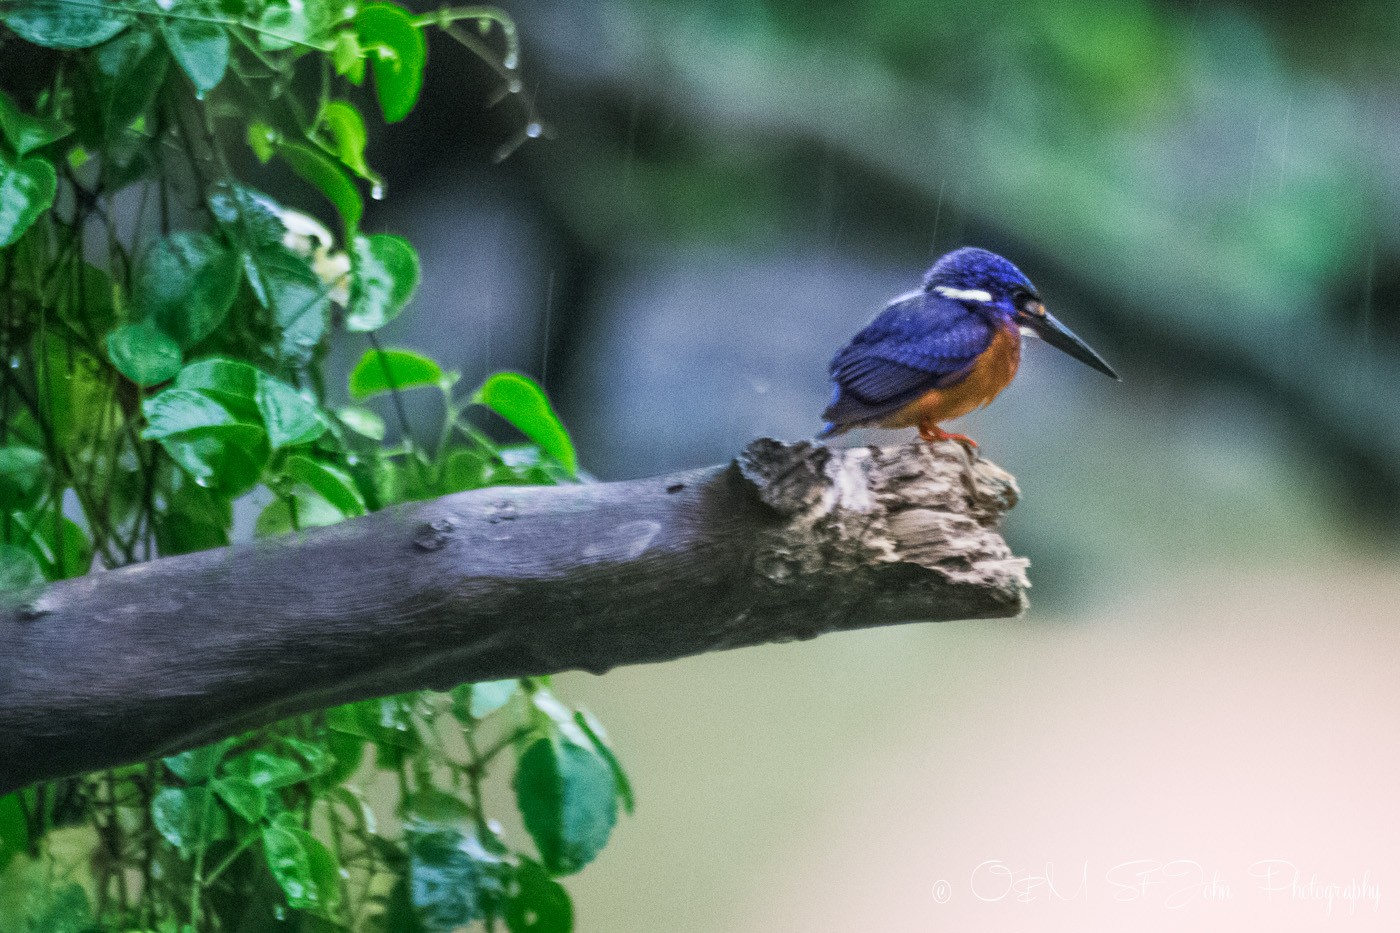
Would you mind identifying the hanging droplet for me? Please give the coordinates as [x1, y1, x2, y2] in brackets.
[507, 77, 523, 94]
[525, 122, 542, 139]
[370, 181, 385, 200]
[503, 50, 519, 70]
[273, 905, 286, 921]
[194, 476, 211, 488]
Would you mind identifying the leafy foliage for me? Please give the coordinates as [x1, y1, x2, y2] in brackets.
[0, 0, 620, 929]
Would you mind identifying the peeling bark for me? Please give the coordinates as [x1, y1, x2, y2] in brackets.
[0, 439, 1028, 794]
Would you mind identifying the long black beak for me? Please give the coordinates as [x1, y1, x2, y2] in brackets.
[1021, 305, 1120, 380]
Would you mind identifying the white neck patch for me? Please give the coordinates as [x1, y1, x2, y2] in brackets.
[935, 285, 993, 303]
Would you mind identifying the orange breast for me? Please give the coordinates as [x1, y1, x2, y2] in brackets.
[879, 323, 1021, 429]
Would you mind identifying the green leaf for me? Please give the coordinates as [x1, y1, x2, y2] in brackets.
[346, 233, 418, 332]
[256, 374, 325, 449]
[132, 232, 240, 349]
[153, 473, 230, 556]
[470, 679, 520, 718]
[106, 322, 182, 386]
[174, 357, 259, 414]
[355, 3, 426, 123]
[280, 736, 333, 778]
[208, 181, 284, 246]
[160, 17, 230, 98]
[255, 0, 327, 51]
[474, 372, 577, 475]
[0, 793, 26, 871]
[247, 243, 333, 362]
[36, 333, 106, 454]
[337, 405, 385, 440]
[0, 0, 130, 48]
[263, 820, 341, 916]
[163, 738, 232, 782]
[246, 121, 276, 163]
[409, 827, 504, 931]
[450, 680, 518, 722]
[141, 388, 236, 438]
[143, 412, 268, 496]
[278, 142, 362, 238]
[284, 455, 366, 516]
[0, 444, 49, 512]
[0, 542, 45, 593]
[320, 100, 374, 179]
[506, 859, 574, 933]
[255, 488, 345, 535]
[573, 711, 634, 815]
[403, 789, 474, 834]
[18, 509, 91, 580]
[227, 750, 308, 790]
[77, 28, 170, 148]
[211, 775, 266, 824]
[349, 347, 443, 399]
[151, 786, 230, 853]
[439, 447, 487, 493]
[514, 738, 618, 876]
[0, 152, 56, 248]
[0, 89, 73, 157]
[331, 29, 366, 84]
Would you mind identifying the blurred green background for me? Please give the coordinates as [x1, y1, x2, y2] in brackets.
[337, 0, 1399, 928]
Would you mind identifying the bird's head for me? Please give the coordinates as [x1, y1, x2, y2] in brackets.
[924, 247, 1120, 380]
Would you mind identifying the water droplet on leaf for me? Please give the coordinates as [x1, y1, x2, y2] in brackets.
[504, 51, 519, 69]
[525, 122, 542, 139]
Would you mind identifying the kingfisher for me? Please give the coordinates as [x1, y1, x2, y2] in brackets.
[819, 247, 1119, 447]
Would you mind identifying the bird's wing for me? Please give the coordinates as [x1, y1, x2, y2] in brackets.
[822, 292, 994, 427]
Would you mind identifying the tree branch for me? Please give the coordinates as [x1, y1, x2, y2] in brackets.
[0, 439, 1028, 794]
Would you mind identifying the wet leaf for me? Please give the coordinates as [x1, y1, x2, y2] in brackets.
[256, 374, 325, 449]
[132, 232, 240, 349]
[0, 152, 56, 248]
[105, 322, 182, 386]
[514, 738, 618, 876]
[355, 3, 426, 123]
[161, 16, 229, 97]
[278, 141, 363, 237]
[348, 347, 443, 399]
[263, 819, 341, 916]
[151, 786, 230, 853]
[345, 233, 418, 332]
[0, 0, 130, 48]
[212, 775, 266, 824]
[505, 858, 573, 933]
[284, 455, 366, 516]
[0, 89, 73, 157]
[0, 444, 49, 512]
[474, 372, 576, 475]
[409, 827, 504, 931]
[0, 544, 45, 592]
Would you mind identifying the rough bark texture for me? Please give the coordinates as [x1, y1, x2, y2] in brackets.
[0, 439, 1028, 794]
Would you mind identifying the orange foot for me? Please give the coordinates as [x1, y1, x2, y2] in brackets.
[918, 422, 979, 449]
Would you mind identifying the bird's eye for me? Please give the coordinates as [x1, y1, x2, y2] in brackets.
[1016, 291, 1044, 314]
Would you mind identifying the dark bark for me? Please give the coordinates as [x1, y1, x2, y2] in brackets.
[0, 439, 1028, 795]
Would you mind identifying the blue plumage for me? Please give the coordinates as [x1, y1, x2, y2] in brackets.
[819, 292, 994, 431]
[819, 247, 1119, 442]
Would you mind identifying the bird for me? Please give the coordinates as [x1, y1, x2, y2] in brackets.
[819, 247, 1119, 448]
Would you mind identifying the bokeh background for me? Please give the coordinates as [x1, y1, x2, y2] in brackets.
[234, 0, 1400, 928]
